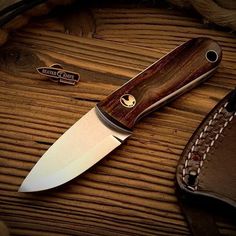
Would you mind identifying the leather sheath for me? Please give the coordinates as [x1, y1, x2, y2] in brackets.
[176, 89, 236, 236]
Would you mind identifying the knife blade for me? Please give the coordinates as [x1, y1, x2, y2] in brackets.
[19, 37, 222, 192]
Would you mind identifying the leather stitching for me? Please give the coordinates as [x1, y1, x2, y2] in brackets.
[182, 101, 236, 191]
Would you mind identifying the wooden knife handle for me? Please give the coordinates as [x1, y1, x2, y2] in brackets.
[97, 37, 222, 131]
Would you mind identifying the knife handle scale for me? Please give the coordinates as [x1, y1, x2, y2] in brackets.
[97, 37, 222, 131]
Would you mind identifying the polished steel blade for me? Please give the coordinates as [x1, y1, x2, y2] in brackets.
[19, 108, 130, 192]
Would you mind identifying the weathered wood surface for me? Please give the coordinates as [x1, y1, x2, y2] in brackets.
[0, 3, 236, 236]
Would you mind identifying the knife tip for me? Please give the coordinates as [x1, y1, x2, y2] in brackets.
[18, 182, 35, 193]
[18, 180, 51, 192]
[18, 184, 27, 192]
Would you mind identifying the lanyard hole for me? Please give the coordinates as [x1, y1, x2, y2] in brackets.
[206, 50, 218, 63]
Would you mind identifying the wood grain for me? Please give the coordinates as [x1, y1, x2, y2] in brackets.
[0, 2, 236, 236]
[97, 37, 222, 130]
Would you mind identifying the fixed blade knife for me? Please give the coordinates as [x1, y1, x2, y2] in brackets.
[19, 37, 222, 192]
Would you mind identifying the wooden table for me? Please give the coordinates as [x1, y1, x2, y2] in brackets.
[0, 2, 236, 235]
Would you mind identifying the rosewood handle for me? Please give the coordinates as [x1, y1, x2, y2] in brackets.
[97, 37, 222, 131]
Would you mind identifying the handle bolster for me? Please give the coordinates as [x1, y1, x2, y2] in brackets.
[95, 106, 133, 133]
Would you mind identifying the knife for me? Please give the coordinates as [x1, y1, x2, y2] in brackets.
[19, 37, 222, 192]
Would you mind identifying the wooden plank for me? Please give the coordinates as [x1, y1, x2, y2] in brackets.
[92, 8, 236, 46]
[0, 4, 236, 236]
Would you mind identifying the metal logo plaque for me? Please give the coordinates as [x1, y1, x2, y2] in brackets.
[36, 64, 80, 85]
[120, 94, 136, 108]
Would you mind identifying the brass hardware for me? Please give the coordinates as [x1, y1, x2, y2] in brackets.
[120, 94, 136, 108]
